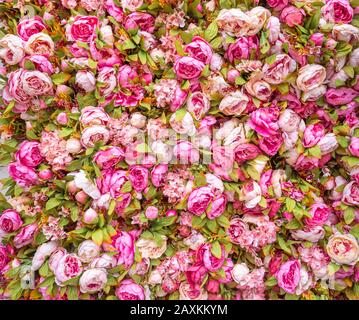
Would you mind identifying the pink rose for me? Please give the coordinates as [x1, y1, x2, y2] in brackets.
[322, 0, 354, 23]
[17, 17, 46, 41]
[49, 248, 67, 273]
[7, 69, 52, 103]
[116, 279, 145, 300]
[79, 106, 109, 126]
[276, 259, 301, 294]
[225, 36, 259, 63]
[15, 141, 43, 167]
[75, 70, 96, 92]
[124, 12, 155, 33]
[21, 55, 54, 74]
[186, 262, 207, 288]
[173, 141, 200, 164]
[93, 147, 124, 169]
[25, 33, 54, 56]
[234, 143, 261, 164]
[186, 92, 210, 120]
[13, 223, 38, 249]
[305, 203, 331, 227]
[105, 0, 124, 22]
[258, 133, 283, 156]
[349, 137, 359, 157]
[97, 169, 129, 198]
[219, 91, 250, 116]
[296, 64, 326, 92]
[0, 244, 11, 272]
[113, 231, 135, 269]
[278, 109, 301, 133]
[248, 107, 280, 137]
[129, 165, 149, 192]
[184, 36, 213, 64]
[213, 145, 235, 171]
[263, 54, 295, 85]
[151, 164, 168, 187]
[302, 123, 325, 148]
[97, 67, 117, 97]
[0, 209, 23, 234]
[198, 243, 225, 272]
[81, 125, 110, 148]
[342, 181, 359, 206]
[294, 155, 319, 171]
[54, 254, 83, 285]
[280, 6, 305, 27]
[174, 56, 205, 80]
[325, 88, 358, 106]
[267, 0, 288, 10]
[187, 186, 214, 215]
[8, 162, 38, 187]
[206, 194, 227, 220]
[70, 16, 98, 42]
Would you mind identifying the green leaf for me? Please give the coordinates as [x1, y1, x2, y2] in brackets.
[206, 219, 218, 233]
[328, 262, 340, 276]
[211, 241, 222, 259]
[350, 224, 359, 238]
[260, 31, 270, 54]
[210, 36, 222, 49]
[58, 127, 73, 138]
[51, 73, 71, 85]
[265, 276, 277, 287]
[174, 40, 186, 56]
[265, 54, 277, 65]
[120, 181, 132, 193]
[204, 21, 218, 42]
[307, 145, 322, 159]
[277, 236, 292, 255]
[39, 276, 55, 288]
[45, 198, 62, 211]
[217, 215, 230, 228]
[285, 219, 302, 230]
[138, 50, 147, 65]
[344, 207, 355, 224]
[67, 286, 79, 300]
[136, 143, 151, 153]
[92, 229, 103, 246]
[122, 39, 136, 50]
[285, 198, 296, 212]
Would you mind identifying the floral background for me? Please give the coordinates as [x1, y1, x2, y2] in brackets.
[0, 0, 358, 300]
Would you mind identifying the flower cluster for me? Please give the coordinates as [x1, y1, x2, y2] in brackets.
[0, 0, 358, 300]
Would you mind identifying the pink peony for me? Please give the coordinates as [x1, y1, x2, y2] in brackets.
[276, 260, 301, 294]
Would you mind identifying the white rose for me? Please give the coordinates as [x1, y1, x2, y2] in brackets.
[79, 268, 107, 293]
[76, 70, 96, 92]
[318, 133, 338, 155]
[77, 240, 100, 263]
[100, 25, 114, 47]
[136, 236, 167, 259]
[0, 34, 24, 65]
[231, 263, 250, 285]
[66, 138, 82, 154]
[130, 112, 147, 129]
[291, 226, 325, 242]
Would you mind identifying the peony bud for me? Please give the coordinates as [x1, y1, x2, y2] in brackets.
[145, 206, 158, 220]
[66, 138, 82, 154]
[56, 112, 68, 125]
[75, 191, 88, 204]
[83, 208, 98, 224]
[38, 169, 53, 180]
